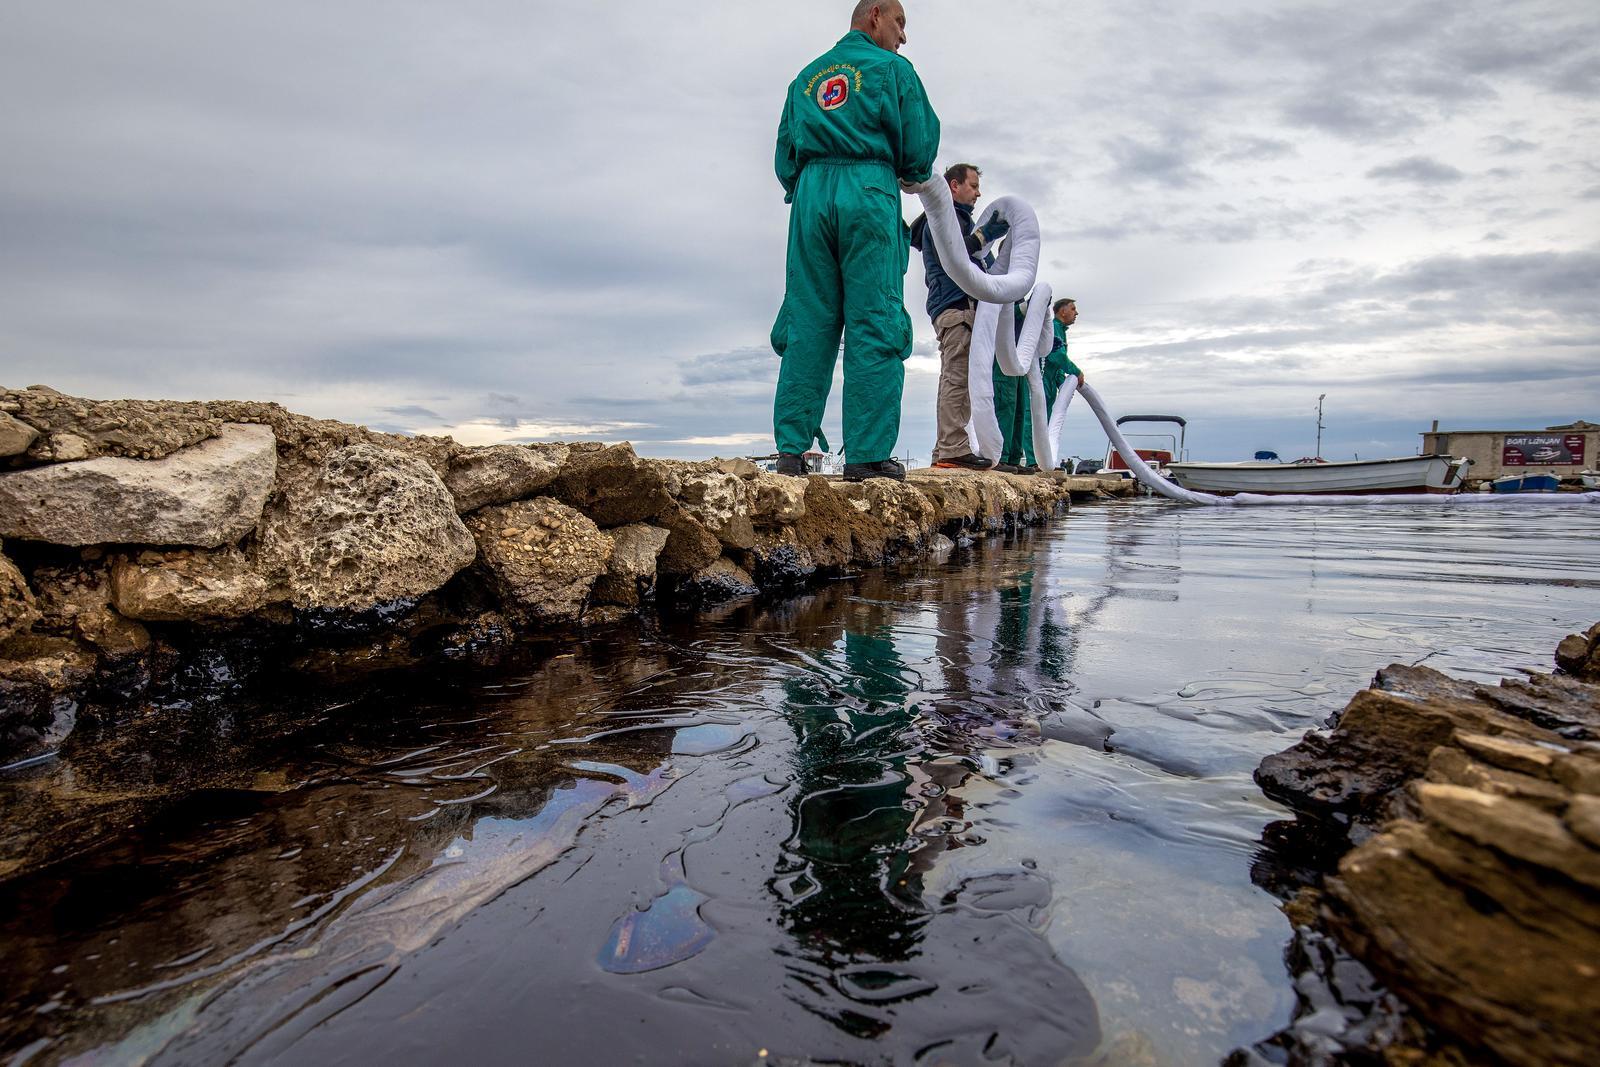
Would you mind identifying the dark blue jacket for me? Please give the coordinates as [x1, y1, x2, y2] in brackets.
[909, 201, 984, 322]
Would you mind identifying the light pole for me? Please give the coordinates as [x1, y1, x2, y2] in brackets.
[1315, 394, 1327, 460]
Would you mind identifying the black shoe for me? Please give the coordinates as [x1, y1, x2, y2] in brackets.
[843, 459, 906, 482]
[994, 462, 1022, 474]
[775, 452, 806, 476]
[1017, 464, 1040, 475]
[932, 452, 994, 471]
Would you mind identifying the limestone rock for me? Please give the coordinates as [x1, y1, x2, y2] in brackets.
[259, 443, 476, 611]
[676, 471, 755, 549]
[592, 523, 670, 608]
[678, 558, 759, 606]
[748, 472, 807, 526]
[657, 511, 726, 578]
[0, 547, 38, 644]
[30, 565, 150, 657]
[110, 548, 279, 622]
[0, 423, 277, 548]
[466, 498, 614, 624]
[749, 527, 817, 589]
[0, 412, 40, 458]
[549, 443, 673, 527]
[0, 387, 219, 463]
[715, 457, 760, 480]
[444, 443, 569, 513]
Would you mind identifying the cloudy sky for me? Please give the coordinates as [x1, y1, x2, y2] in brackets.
[2, 0, 1597, 464]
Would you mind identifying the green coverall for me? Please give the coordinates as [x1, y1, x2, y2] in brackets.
[993, 360, 1037, 467]
[994, 305, 1036, 467]
[1043, 318, 1083, 413]
[772, 31, 941, 464]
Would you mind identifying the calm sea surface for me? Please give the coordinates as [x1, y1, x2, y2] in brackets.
[3, 499, 1598, 1066]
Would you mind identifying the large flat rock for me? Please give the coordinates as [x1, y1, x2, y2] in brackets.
[0, 424, 277, 548]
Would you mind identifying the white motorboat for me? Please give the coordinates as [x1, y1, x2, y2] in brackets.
[1165, 454, 1471, 495]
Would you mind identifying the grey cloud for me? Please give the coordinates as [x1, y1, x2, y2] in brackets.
[1103, 135, 1210, 189]
[1215, 137, 1296, 163]
[382, 404, 443, 420]
[1482, 134, 1539, 154]
[1366, 156, 1465, 184]
[679, 347, 777, 387]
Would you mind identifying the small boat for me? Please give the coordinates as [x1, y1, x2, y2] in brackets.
[1165, 454, 1472, 495]
[1582, 470, 1599, 490]
[1492, 473, 1560, 494]
[1102, 415, 1187, 486]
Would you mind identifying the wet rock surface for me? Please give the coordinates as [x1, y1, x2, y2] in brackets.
[1240, 623, 1600, 1067]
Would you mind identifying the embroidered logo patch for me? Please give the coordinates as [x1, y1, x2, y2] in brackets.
[817, 74, 850, 111]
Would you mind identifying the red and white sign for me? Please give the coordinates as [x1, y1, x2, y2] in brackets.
[1502, 433, 1586, 467]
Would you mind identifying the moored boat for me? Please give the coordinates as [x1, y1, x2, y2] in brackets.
[1491, 473, 1560, 494]
[1165, 454, 1471, 495]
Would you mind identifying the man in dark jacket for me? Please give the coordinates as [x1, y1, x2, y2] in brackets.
[909, 163, 1007, 470]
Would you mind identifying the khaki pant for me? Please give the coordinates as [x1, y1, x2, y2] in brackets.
[932, 305, 976, 461]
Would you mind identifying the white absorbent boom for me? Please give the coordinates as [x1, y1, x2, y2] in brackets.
[907, 178, 1600, 509]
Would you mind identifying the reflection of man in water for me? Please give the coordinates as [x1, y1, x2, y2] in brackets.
[772, 585, 1100, 1057]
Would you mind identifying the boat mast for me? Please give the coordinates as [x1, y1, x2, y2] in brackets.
[1315, 394, 1326, 460]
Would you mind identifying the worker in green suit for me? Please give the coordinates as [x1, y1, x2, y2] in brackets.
[1045, 298, 1084, 412]
[771, 0, 940, 482]
[993, 305, 1038, 473]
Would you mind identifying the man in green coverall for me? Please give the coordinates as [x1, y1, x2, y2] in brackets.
[771, 1, 940, 481]
[993, 307, 1038, 473]
[1045, 298, 1084, 411]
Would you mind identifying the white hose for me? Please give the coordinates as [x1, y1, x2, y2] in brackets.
[1079, 382, 1600, 507]
[909, 178, 1600, 509]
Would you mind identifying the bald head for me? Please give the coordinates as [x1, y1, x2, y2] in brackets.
[851, 0, 907, 53]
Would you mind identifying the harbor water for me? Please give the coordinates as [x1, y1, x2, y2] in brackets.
[3, 499, 1597, 1066]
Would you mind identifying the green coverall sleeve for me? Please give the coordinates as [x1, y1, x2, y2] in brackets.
[775, 92, 800, 204]
[891, 62, 940, 186]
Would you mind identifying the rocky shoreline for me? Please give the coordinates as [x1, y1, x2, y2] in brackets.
[0, 386, 1130, 779]
[1234, 623, 1600, 1067]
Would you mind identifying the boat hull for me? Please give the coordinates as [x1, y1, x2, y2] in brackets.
[1166, 455, 1465, 496]
[1492, 474, 1560, 494]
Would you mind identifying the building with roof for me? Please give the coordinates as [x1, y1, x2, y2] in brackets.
[1420, 420, 1597, 483]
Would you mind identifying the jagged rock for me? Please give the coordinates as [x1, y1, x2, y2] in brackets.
[258, 443, 476, 611]
[0, 412, 40, 458]
[748, 472, 807, 526]
[1555, 622, 1600, 682]
[678, 558, 759, 606]
[716, 457, 760, 480]
[1326, 784, 1600, 1067]
[206, 400, 462, 478]
[829, 477, 940, 563]
[657, 511, 725, 578]
[30, 565, 150, 658]
[466, 498, 614, 624]
[791, 477, 859, 571]
[110, 548, 279, 622]
[592, 524, 670, 608]
[0, 387, 220, 463]
[549, 443, 673, 527]
[0, 423, 277, 548]
[443, 443, 569, 513]
[1255, 664, 1562, 822]
[0, 546, 38, 643]
[676, 471, 755, 549]
[749, 527, 817, 589]
[1252, 627, 1600, 1067]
